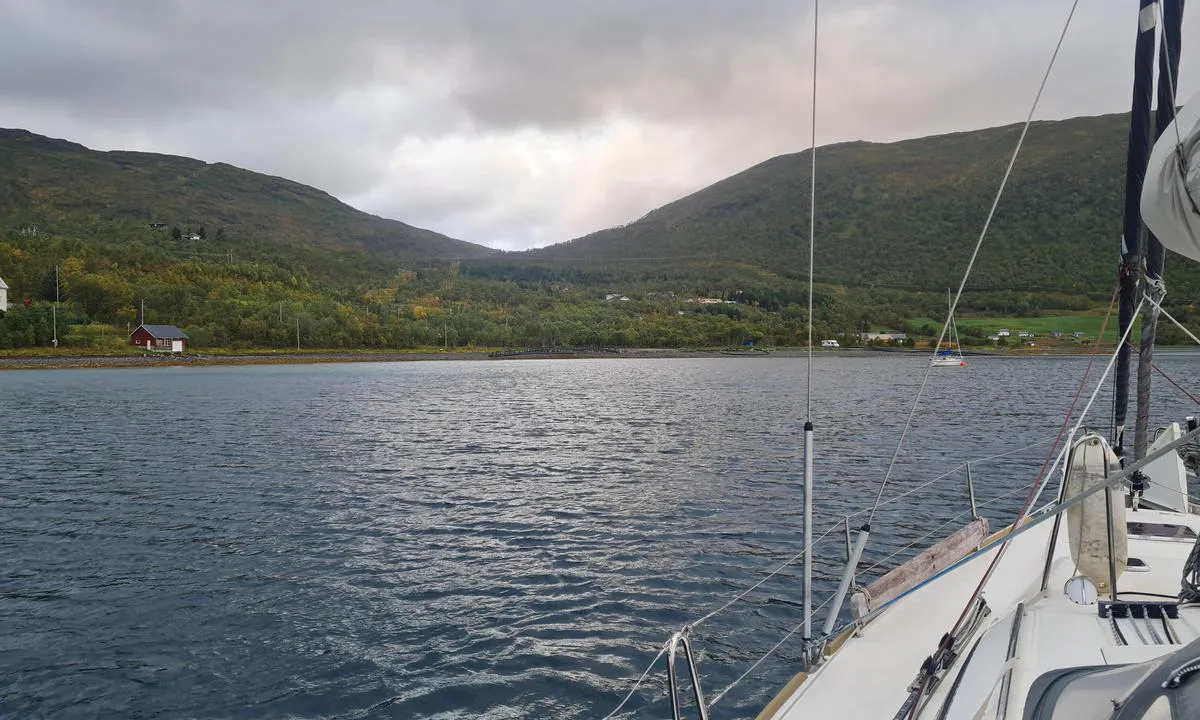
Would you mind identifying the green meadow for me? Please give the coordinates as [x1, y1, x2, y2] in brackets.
[905, 313, 1140, 345]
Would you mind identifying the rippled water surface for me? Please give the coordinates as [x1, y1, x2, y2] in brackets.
[4, 354, 1200, 718]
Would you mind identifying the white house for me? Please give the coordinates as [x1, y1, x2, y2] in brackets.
[997, 329, 1011, 337]
[862, 332, 907, 343]
[0, 275, 8, 312]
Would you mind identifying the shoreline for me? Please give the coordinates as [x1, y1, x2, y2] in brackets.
[0, 344, 1172, 371]
[0, 347, 763, 371]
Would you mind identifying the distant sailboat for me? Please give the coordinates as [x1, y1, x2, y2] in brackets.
[931, 289, 966, 367]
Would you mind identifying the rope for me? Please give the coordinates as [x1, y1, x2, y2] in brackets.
[599, 643, 669, 720]
[805, 0, 819, 418]
[866, 0, 1081, 526]
[1152, 362, 1200, 406]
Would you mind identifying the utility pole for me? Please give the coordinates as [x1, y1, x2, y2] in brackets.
[295, 316, 300, 350]
[279, 302, 283, 324]
[140, 298, 145, 325]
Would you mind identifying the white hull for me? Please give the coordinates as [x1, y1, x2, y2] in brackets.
[931, 355, 966, 367]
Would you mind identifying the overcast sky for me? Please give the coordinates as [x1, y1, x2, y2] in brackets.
[1, 1, 1195, 250]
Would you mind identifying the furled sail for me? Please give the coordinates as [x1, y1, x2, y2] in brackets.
[1141, 90, 1200, 262]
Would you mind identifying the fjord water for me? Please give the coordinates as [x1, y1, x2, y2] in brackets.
[4, 354, 1200, 719]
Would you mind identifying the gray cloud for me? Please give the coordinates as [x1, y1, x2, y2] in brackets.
[1, 1, 1194, 249]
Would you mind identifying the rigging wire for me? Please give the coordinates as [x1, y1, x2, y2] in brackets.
[691, 523, 841, 630]
[596, 435, 1059, 718]
[598, 643, 669, 720]
[691, 435, 1059, 628]
[1017, 286, 1121, 512]
[865, 0, 1082, 527]
[805, 0, 819, 419]
[1156, 0, 1186, 152]
[707, 483, 1026, 711]
[707, 592, 837, 709]
[1145, 293, 1200, 347]
[859, 486, 1029, 577]
[945, 294, 1140, 637]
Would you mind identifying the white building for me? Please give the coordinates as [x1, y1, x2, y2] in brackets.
[862, 332, 907, 343]
[0, 275, 8, 312]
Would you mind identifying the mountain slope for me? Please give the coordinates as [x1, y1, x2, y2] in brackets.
[0, 128, 494, 261]
[527, 112, 1200, 298]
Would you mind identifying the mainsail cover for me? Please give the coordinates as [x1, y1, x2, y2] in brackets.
[1142, 90, 1200, 262]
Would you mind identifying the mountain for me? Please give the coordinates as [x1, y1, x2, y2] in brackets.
[524, 112, 1200, 300]
[0, 128, 494, 261]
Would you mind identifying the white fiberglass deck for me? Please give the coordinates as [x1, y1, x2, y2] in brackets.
[761, 507, 1200, 720]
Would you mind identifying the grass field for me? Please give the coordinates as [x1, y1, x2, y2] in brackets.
[905, 312, 1135, 344]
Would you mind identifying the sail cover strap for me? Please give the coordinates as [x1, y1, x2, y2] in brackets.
[1142, 90, 1200, 262]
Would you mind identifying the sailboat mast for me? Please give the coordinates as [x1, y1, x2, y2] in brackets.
[1134, 0, 1184, 460]
[1113, 0, 1159, 458]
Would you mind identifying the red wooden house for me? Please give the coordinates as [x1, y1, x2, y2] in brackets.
[130, 324, 190, 352]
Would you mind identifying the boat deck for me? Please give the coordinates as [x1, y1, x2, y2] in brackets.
[761, 507, 1200, 720]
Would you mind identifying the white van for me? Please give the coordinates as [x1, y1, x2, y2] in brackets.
[821, 339, 840, 348]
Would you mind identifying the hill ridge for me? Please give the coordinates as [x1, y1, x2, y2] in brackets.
[0, 127, 494, 261]
[525, 110, 1200, 299]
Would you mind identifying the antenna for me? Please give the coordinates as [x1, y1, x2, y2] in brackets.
[802, 0, 819, 664]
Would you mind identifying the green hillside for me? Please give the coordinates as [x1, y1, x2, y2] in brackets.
[4, 115, 1200, 354]
[523, 112, 1200, 303]
[0, 128, 493, 261]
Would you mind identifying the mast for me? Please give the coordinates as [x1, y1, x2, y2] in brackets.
[1134, 0, 1184, 460]
[1113, 0, 1159, 459]
[52, 265, 58, 348]
[948, 289, 958, 352]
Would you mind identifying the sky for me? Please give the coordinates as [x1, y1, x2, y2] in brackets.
[1, 1, 1196, 251]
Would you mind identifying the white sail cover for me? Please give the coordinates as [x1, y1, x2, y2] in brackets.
[1142, 90, 1200, 262]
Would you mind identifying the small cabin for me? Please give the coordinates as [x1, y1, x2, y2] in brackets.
[130, 324, 190, 352]
[821, 339, 840, 348]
